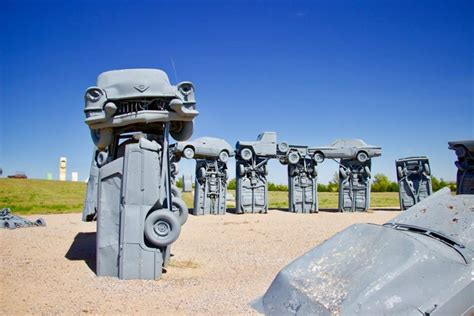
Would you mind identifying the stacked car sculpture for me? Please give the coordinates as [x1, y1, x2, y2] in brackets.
[82, 69, 197, 280]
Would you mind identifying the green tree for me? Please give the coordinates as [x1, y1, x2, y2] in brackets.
[227, 178, 236, 190]
[372, 173, 390, 192]
[327, 172, 339, 192]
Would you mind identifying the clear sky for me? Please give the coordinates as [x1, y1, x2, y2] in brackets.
[1, 0, 472, 184]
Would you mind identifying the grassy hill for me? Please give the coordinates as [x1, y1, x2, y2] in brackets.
[0, 179, 399, 215]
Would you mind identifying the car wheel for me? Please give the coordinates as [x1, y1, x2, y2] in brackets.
[171, 185, 182, 199]
[278, 156, 288, 165]
[278, 142, 289, 153]
[90, 128, 113, 150]
[314, 152, 325, 163]
[170, 198, 189, 226]
[238, 164, 246, 177]
[339, 167, 348, 179]
[170, 121, 193, 142]
[5, 220, 16, 230]
[423, 163, 431, 176]
[397, 166, 404, 178]
[455, 145, 467, 158]
[240, 148, 253, 161]
[356, 151, 369, 163]
[144, 210, 181, 247]
[219, 150, 229, 163]
[35, 218, 46, 226]
[96, 151, 108, 167]
[183, 146, 195, 159]
[364, 166, 371, 178]
[197, 167, 206, 180]
[288, 151, 300, 165]
[289, 165, 298, 177]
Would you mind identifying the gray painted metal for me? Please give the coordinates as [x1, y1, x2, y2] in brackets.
[0, 208, 46, 229]
[176, 137, 233, 215]
[83, 69, 196, 280]
[182, 174, 193, 192]
[193, 160, 228, 215]
[338, 158, 372, 212]
[449, 140, 474, 194]
[235, 132, 278, 214]
[82, 148, 99, 221]
[84, 69, 198, 150]
[176, 137, 233, 162]
[261, 188, 474, 315]
[279, 145, 318, 213]
[396, 156, 432, 210]
[311, 139, 381, 163]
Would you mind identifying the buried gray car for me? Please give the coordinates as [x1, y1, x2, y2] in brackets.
[176, 137, 234, 162]
[260, 188, 473, 315]
[311, 139, 382, 163]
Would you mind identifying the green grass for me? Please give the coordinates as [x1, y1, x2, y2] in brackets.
[183, 190, 398, 209]
[0, 179, 86, 214]
[0, 179, 400, 215]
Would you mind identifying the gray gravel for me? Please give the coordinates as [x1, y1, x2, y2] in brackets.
[0, 210, 398, 314]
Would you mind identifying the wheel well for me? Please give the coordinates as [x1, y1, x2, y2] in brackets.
[357, 150, 368, 157]
[184, 145, 195, 152]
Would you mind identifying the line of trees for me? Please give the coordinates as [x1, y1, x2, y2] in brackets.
[224, 173, 455, 192]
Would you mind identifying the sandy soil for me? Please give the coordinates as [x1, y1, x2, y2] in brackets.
[0, 210, 398, 315]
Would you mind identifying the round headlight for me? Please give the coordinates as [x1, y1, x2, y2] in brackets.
[86, 88, 104, 102]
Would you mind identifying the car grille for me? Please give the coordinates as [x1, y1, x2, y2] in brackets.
[116, 98, 170, 115]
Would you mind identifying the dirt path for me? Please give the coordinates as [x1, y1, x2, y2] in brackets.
[0, 210, 398, 315]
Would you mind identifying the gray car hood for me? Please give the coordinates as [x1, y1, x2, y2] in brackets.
[261, 189, 473, 315]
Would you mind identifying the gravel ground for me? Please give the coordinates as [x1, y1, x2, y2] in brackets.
[0, 210, 398, 315]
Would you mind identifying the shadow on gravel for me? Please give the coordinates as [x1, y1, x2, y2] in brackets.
[371, 207, 400, 212]
[65, 232, 96, 274]
[318, 208, 340, 213]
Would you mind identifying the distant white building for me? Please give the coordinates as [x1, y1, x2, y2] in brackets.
[71, 172, 78, 182]
[59, 157, 67, 181]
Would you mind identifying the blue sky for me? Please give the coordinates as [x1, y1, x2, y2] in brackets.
[1, 0, 472, 184]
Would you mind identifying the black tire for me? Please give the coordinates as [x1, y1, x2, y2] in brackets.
[397, 166, 404, 178]
[288, 151, 300, 165]
[240, 148, 253, 161]
[171, 198, 189, 226]
[183, 146, 195, 159]
[171, 185, 182, 199]
[356, 151, 369, 163]
[314, 152, 325, 164]
[219, 150, 229, 163]
[5, 220, 16, 230]
[423, 163, 431, 176]
[144, 210, 181, 247]
[35, 218, 46, 226]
